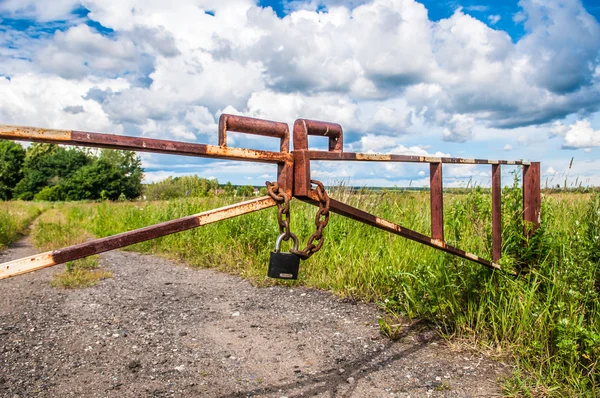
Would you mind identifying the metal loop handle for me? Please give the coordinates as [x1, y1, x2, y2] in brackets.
[274, 233, 299, 252]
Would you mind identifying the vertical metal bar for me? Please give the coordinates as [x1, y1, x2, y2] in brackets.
[292, 119, 311, 197]
[523, 161, 541, 236]
[492, 164, 502, 262]
[430, 162, 444, 241]
[277, 159, 294, 198]
[293, 151, 311, 197]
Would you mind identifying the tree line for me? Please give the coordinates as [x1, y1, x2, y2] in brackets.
[0, 140, 267, 202]
[144, 176, 266, 200]
[0, 141, 143, 201]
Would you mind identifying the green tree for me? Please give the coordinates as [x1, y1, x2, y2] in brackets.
[236, 185, 255, 197]
[223, 182, 235, 197]
[98, 149, 143, 199]
[11, 145, 143, 202]
[61, 150, 143, 201]
[0, 141, 26, 200]
[144, 175, 219, 200]
[34, 185, 64, 201]
[13, 144, 90, 200]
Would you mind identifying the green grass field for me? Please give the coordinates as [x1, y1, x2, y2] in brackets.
[0, 201, 48, 249]
[2, 183, 598, 396]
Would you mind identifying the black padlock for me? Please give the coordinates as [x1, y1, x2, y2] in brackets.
[268, 233, 301, 280]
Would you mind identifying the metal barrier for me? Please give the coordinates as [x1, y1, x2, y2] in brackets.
[0, 115, 540, 280]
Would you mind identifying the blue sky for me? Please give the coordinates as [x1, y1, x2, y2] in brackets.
[0, 0, 599, 188]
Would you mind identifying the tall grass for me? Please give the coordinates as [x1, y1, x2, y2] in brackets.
[31, 207, 111, 288]
[53, 182, 598, 396]
[0, 201, 47, 249]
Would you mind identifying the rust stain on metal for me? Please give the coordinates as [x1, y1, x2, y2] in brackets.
[219, 114, 290, 152]
[429, 162, 444, 241]
[465, 252, 479, 261]
[431, 239, 445, 248]
[199, 197, 276, 224]
[492, 164, 502, 262]
[205, 145, 291, 163]
[424, 156, 442, 163]
[523, 162, 541, 236]
[294, 118, 343, 152]
[356, 153, 392, 161]
[459, 158, 476, 164]
[376, 217, 400, 231]
[0, 125, 72, 141]
[0, 252, 55, 280]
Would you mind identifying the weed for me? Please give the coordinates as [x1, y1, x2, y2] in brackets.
[377, 314, 404, 340]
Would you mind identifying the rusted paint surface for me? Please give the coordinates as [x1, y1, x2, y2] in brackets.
[423, 156, 442, 163]
[430, 162, 444, 241]
[219, 114, 290, 153]
[0, 252, 55, 280]
[293, 150, 311, 197]
[0, 197, 276, 280]
[0, 124, 291, 164]
[203, 145, 291, 163]
[0, 125, 72, 141]
[523, 162, 541, 235]
[492, 164, 502, 262]
[277, 159, 294, 198]
[301, 191, 504, 272]
[304, 150, 529, 165]
[293, 119, 343, 152]
[355, 153, 392, 161]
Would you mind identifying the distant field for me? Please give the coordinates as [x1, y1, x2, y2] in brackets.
[3, 186, 599, 396]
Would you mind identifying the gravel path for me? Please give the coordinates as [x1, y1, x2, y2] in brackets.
[0, 237, 510, 397]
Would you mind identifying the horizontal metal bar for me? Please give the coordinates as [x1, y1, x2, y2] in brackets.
[301, 191, 506, 273]
[0, 125, 292, 164]
[0, 196, 277, 280]
[305, 150, 530, 165]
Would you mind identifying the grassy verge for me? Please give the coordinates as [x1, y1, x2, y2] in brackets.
[59, 184, 598, 396]
[31, 207, 111, 289]
[0, 201, 48, 250]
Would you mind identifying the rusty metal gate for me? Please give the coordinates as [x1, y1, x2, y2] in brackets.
[0, 114, 540, 280]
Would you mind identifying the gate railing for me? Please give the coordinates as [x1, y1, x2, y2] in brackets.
[0, 114, 540, 280]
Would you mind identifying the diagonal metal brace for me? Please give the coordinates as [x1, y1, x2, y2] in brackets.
[0, 196, 277, 280]
[299, 189, 512, 274]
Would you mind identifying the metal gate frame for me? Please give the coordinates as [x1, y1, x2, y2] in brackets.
[0, 114, 540, 279]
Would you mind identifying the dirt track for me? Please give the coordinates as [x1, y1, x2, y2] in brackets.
[0, 237, 510, 397]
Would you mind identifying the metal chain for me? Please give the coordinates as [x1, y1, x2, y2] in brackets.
[266, 181, 291, 240]
[265, 180, 331, 260]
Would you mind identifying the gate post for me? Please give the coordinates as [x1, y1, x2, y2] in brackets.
[492, 164, 501, 261]
[429, 162, 444, 242]
[523, 162, 541, 236]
